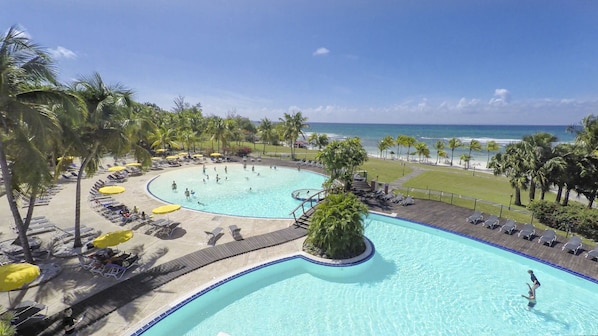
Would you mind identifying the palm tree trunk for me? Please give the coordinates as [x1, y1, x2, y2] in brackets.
[555, 185, 563, 203]
[514, 187, 522, 206]
[563, 188, 571, 206]
[0, 141, 34, 263]
[74, 144, 98, 248]
[529, 182, 536, 201]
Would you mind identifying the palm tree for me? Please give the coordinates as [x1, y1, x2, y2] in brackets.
[378, 136, 394, 159]
[485, 140, 500, 167]
[448, 138, 463, 166]
[148, 126, 180, 153]
[0, 26, 78, 262]
[68, 72, 135, 248]
[308, 133, 330, 151]
[206, 116, 229, 153]
[434, 140, 445, 164]
[396, 135, 408, 160]
[414, 142, 430, 162]
[402, 136, 417, 162]
[279, 111, 309, 160]
[520, 132, 557, 201]
[305, 192, 369, 259]
[488, 143, 529, 206]
[258, 117, 276, 154]
[465, 139, 482, 169]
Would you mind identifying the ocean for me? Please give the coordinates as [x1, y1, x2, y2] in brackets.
[303, 123, 576, 165]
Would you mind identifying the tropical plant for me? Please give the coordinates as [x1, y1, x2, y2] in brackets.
[448, 137, 463, 166]
[258, 117, 276, 154]
[485, 140, 500, 166]
[378, 135, 394, 159]
[488, 142, 529, 206]
[400, 136, 417, 162]
[279, 111, 309, 160]
[308, 132, 329, 150]
[414, 142, 430, 162]
[67, 72, 137, 248]
[305, 192, 368, 259]
[465, 139, 482, 169]
[316, 137, 368, 191]
[0, 26, 78, 262]
[148, 125, 180, 153]
[434, 140, 445, 164]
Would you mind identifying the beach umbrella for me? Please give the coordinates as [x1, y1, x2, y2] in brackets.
[126, 162, 142, 167]
[165, 155, 179, 160]
[192, 154, 203, 158]
[98, 186, 125, 195]
[57, 156, 75, 161]
[152, 204, 181, 215]
[210, 153, 222, 157]
[93, 230, 134, 248]
[151, 157, 163, 161]
[0, 263, 40, 292]
[155, 149, 167, 153]
[178, 152, 188, 157]
[108, 166, 127, 172]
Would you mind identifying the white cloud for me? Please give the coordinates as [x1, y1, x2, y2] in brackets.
[312, 47, 330, 56]
[489, 88, 511, 105]
[48, 46, 77, 60]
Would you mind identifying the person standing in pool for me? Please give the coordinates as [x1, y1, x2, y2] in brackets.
[528, 270, 541, 290]
[184, 188, 190, 200]
[171, 181, 177, 191]
[521, 283, 537, 309]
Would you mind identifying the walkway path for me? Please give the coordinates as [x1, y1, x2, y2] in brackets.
[22, 225, 309, 335]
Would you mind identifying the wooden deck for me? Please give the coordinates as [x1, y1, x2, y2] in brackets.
[21, 161, 598, 335]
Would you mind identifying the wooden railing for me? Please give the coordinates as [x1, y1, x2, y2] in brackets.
[289, 189, 327, 222]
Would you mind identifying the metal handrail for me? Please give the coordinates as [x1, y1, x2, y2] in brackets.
[289, 189, 327, 222]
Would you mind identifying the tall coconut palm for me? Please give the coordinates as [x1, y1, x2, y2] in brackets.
[485, 140, 500, 167]
[148, 126, 179, 153]
[258, 117, 276, 154]
[488, 143, 528, 206]
[401, 136, 417, 162]
[415, 142, 430, 162]
[378, 136, 394, 159]
[0, 26, 78, 262]
[279, 111, 309, 160]
[434, 140, 445, 164]
[465, 139, 482, 169]
[448, 138, 462, 166]
[67, 72, 135, 248]
[520, 132, 557, 201]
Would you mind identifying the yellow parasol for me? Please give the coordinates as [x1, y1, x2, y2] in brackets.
[98, 186, 125, 195]
[0, 263, 40, 291]
[125, 162, 142, 167]
[178, 152, 188, 157]
[151, 157, 163, 161]
[192, 154, 203, 158]
[57, 156, 75, 161]
[152, 204, 181, 215]
[93, 230, 134, 248]
[165, 155, 179, 160]
[210, 153, 222, 157]
[155, 149, 167, 153]
[108, 166, 127, 172]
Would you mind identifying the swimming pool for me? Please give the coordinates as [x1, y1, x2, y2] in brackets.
[133, 214, 598, 335]
[147, 164, 327, 218]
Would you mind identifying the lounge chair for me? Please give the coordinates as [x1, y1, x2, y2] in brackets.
[518, 224, 536, 240]
[466, 211, 484, 224]
[585, 244, 598, 260]
[10, 300, 47, 329]
[156, 222, 180, 238]
[229, 225, 243, 241]
[562, 236, 583, 255]
[205, 227, 223, 245]
[538, 230, 557, 247]
[500, 219, 516, 234]
[103, 254, 139, 280]
[483, 215, 500, 229]
[400, 196, 415, 206]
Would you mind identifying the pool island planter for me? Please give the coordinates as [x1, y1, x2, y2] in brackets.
[301, 236, 374, 265]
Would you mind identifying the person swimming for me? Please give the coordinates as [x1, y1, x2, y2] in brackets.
[521, 283, 536, 309]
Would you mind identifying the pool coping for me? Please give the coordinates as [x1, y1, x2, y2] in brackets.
[128, 236, 376, 335]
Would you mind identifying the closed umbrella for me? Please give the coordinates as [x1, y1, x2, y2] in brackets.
[0, 263, 40, 292]
[108, 166, 127, 172]
[93, 230, 134, 248]
[98, 186, 125, 195]
[152, 204, 181, 215]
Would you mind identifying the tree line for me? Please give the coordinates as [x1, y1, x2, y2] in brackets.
[0, 26, 313, 264]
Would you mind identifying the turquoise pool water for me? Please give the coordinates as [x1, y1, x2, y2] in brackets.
[147, 164, 327, 218]
[136, 214, 598, 335]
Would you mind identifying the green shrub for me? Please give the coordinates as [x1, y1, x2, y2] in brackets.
[528, 200, 598, 240]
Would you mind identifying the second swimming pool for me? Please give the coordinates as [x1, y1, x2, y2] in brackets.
[134, 214, 598, 335]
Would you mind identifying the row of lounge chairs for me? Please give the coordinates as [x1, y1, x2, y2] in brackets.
[18, 185, 63, 208]
[78, 251, 140, 280]
[466, 211, 598, 259]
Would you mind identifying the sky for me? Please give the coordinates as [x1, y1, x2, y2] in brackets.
[3, 0, 598, 125]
